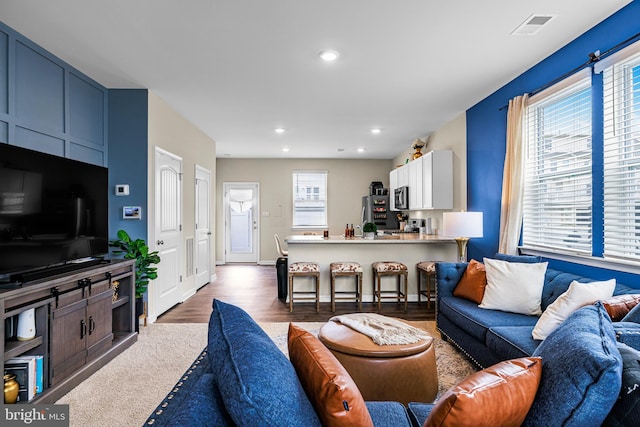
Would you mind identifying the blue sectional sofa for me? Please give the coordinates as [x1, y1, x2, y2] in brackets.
[435, 255, 638, 369]
[144, 299, 413, 426]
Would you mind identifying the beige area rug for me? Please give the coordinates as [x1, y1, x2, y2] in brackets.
[56, 321, 476, 427]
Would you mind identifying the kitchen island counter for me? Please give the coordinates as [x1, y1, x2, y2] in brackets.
[286, 234, 454, 243]
[285, 234, 457, 303]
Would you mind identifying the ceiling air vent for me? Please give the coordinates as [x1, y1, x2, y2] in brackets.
[511, 14, 556, 36]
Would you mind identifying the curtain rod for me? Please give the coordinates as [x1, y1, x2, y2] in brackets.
[498, 30, 640, 111]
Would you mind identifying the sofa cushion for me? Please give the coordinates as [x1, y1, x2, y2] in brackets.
[603, 294, 640, 321]
[492, 253, 542, 263]
[621, 298, 640, 323]
[424, 357, 542, 427]
[439, 296, 538, 344]
[603, 343, 640, 427]
[406, 402, 434, 427]
[480, 258, 548, 315]
[207, 300, 321, 426]
[452, 259, 487, 304]
[287, 323, 373, 427]
[524, 303, 623, 427]
[532, 279, 616, 340]
[365, 402, 412, 427]
[613, 322, 640, 351]
[486, 326, 541, 360]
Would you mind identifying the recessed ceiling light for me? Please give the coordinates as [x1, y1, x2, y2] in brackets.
[274, 127, 286, 134]
[370, 128, 381, 134]
[282, 147, 290, 152]
[357, 147, 365, 153]
[319, 50, 339, 62]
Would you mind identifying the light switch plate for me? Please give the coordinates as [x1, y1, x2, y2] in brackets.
[115, 184, 130, 196]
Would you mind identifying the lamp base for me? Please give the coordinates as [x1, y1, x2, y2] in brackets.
[454, 237, 470, 263]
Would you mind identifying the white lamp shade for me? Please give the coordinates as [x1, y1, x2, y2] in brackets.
[442, 212, 483, 238]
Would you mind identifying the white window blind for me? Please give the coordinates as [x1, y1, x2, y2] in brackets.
[523, 72, 592, 254]
[601, 41, 640, 261]
[292, 171, 327, 228]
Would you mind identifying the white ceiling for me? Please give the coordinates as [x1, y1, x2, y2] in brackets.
[0, 1, 631, 159]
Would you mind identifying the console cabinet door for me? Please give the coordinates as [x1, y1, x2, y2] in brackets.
[86, 288, 113, 360]
[50, 297, 87, 385]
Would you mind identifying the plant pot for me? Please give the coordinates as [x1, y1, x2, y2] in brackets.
[135, 297, 144, 333]
[364, 232, 375, 239]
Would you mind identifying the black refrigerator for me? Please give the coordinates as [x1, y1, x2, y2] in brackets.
[362, 195, 399, 230]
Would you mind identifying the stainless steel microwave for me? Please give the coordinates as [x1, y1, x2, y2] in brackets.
[394, 186, 409, 210]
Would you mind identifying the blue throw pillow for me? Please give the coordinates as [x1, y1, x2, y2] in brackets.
[523, 303, 623, 427]
[207, 300, 321, 426]
[603, 343, 640, 427]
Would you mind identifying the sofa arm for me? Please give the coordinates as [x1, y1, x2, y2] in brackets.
[435, 262, 467, 299]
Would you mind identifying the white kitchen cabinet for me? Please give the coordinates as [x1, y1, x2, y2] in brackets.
[389, 168, 398, 211]
[421, 150, 453, 210]
[408, 158, 423, 210]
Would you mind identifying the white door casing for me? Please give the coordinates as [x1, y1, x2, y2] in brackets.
[152, 148, 183, 318]
[195, 165, 211, 289]
[224, 182, 259, 263]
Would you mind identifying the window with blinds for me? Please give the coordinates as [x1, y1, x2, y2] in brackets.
[522, 72, 592, 254]
[601, 42, 640, 262]
[292, 171, 327, 228]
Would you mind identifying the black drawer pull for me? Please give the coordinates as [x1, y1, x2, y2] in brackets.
[80, 319, 87, 339]
[89, 316, 95, 335]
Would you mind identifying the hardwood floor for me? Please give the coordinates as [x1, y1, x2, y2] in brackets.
[157, 264, 435, 323]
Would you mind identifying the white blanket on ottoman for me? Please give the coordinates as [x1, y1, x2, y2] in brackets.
[330, 313, 431, 345]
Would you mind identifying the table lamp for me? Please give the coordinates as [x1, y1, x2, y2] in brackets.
[442, 212, 483, 262]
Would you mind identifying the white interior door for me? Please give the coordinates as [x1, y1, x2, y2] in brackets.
[224, 182, 259, 263]
[153, 148, 182, 317]
[195, 165, 211, 288]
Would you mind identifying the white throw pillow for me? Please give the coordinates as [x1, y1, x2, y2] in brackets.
[532, 279, 616, 340]
[479, 258, 548, 315]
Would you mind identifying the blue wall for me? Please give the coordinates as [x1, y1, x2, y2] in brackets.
[108, 89, 149, 242]
[466, 2, 640, 287]
[0, 21, 151, 246]
[0, 22, 108, 166]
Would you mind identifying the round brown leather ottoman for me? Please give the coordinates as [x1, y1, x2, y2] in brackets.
[318, 320, 438, 405]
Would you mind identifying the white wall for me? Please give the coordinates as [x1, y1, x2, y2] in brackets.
[146, 91, 217, 311]
[392, 113, 467, 233]
[216, 158, 394, 264]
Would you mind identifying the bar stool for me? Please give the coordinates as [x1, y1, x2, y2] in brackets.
[288, 262, 320, 313]
[372, 261, 408, 312]
[329, 262, 363, 312]
[416, 261, 436, 309]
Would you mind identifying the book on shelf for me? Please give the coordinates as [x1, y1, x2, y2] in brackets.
[5, 355, 42, 401]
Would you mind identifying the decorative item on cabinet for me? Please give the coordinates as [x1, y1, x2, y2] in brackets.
[16, 308, 36, 341]
[411, 137, 428, 160]
[4, 373, 19, 404]
[112, 280, 120, 302]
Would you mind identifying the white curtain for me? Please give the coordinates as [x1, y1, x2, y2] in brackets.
[498, 94, 528, 255]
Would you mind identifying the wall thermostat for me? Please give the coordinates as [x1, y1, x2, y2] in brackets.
[115, 184, 130, 196]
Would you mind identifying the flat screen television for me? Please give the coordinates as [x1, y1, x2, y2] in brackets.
[0, 143, 108, 282]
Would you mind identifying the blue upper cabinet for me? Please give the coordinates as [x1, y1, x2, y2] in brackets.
[0, 22, 108, 166]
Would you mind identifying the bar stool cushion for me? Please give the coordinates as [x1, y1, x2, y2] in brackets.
[417, 261, 436, 273]
[330, 262, 363, 273]
[372, 261, 407, 273]
[288, 324, 374, 427]
[289, 262, 319, 273]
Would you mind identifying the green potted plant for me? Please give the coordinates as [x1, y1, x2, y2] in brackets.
[109, 230, 160, 329]
[363, 222, 377, 239]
